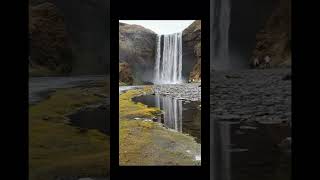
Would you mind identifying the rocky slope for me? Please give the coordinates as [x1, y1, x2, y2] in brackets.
[182, 20, 201, 82]
[29, 2, 73, 76]
[119, 62, 133, 85]
[251, 0, 291, 68]
[29, 0, 110, 76]
[119, 23, 157, 84]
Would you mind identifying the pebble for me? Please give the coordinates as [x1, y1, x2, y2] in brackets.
[211, 69, 291, 125]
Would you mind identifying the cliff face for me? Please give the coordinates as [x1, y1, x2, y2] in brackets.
[119, 23, 157, 84]
[119, 62, 133, 85]
[182, 20, 201, 82]
[29, 0, 110, 76]
[29, 2, 73, 76]
[251, 0, 291, 67]
[53, 0, 110, 74]
[118, 21, 201, 84]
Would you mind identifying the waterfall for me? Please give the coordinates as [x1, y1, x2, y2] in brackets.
[154, 35, 161, 82]
[154, 32, 183, 84]
[210, 0, 231, 70]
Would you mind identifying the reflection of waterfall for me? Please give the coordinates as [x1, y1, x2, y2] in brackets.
[220, 122, 231, 180]
[211, 120, 232, 180]
[210, 0, 231, 70]
[155, 94, 182, 131]
[154, 33, 183, 84]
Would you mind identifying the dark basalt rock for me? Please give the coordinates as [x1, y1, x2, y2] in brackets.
[29, 2, 73, 75]
[182, 20, 201, 82]
[29, 0, 110, 75]
[251, 0, 291, 68]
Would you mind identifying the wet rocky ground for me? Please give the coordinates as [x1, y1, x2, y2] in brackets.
[153, 83, 201, 101]
[210, 68, 291, 180]
[211, 68, 291, 125]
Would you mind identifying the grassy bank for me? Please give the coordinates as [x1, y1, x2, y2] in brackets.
[119, 87, 200, 165]
[29, 81, 109, 180]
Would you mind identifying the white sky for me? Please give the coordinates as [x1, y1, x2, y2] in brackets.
[119, 20, 195, 35]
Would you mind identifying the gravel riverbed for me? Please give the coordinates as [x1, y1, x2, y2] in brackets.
[211, 68, 291, 124]
[153, 83, 201, 101]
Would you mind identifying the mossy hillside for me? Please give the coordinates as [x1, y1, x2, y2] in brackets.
[29, 82, 109, 180]
[120, 120, 201, 165]
[119, 87, 200, 165]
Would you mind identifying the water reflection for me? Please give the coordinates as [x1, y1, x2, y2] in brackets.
[132, 94, 201, 143]
[68, 106, 110, 135]
[211, 120, 291, 180]
[155, 94, 183, 132]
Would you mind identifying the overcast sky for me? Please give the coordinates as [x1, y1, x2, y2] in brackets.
[119, 20, 195, 34]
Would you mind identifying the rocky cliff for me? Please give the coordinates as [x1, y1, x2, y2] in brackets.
[119, 62, 133, 85]
[29, 0, 110, 76]
[119, 23, 157, 84]
[53, 0, 110, 74]
[118, 21, 201, 84]
[29, 2, 73, 76]
[182, 20, 201, 82]
[251, 0, 291, 68]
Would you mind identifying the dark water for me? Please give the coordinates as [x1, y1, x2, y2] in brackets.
[212, 121, 291, 180]
[68, 106, 110, 135]
[132, 94, 201, 143]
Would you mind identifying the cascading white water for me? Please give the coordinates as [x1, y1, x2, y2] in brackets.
[211, 0, 231, 179]
[210, 0, 231, 70]
[154, 32, 183, 84]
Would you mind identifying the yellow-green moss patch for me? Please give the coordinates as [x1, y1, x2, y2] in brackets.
[29, 82, 109, 180]
[119, 86, 160, 120]
[119, 87, 201, 166]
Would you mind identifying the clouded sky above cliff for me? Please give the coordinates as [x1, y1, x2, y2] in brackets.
[119, 20, 195, 34]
